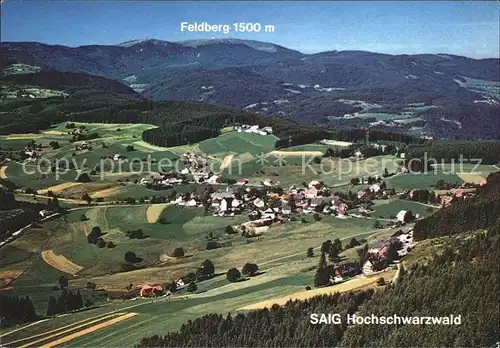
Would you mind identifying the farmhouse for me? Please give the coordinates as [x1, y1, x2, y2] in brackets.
[396, 210, 414, 223]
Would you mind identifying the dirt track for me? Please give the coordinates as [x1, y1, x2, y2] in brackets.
[41, 250, 83, 275]
[0, 166, 7, 179]
[146, 203, 169, 223]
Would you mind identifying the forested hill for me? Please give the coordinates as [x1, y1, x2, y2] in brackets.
[1, 71, 139, 96]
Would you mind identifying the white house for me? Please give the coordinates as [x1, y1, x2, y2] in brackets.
[176, 279, 186, 288]
[187, 199, 197, 207]
[396, 210, 413, 223]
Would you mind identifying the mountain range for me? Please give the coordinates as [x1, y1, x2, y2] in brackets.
[1, 38, 499, 139]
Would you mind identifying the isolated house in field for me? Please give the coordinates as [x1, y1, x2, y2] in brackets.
[396, 210, 414, 223]
[113, 154, 125, 162]
[139, 284, 163, 297]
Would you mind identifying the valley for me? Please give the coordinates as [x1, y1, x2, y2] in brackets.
[0, 116, 497, 346]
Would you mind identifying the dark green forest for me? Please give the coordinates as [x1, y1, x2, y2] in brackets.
[406, 140, 500, 165]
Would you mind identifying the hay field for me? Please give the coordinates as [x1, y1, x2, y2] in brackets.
[41, 250, 84, 275]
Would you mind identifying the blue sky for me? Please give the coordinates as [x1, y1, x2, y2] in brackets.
[2, 1, 499, 58]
